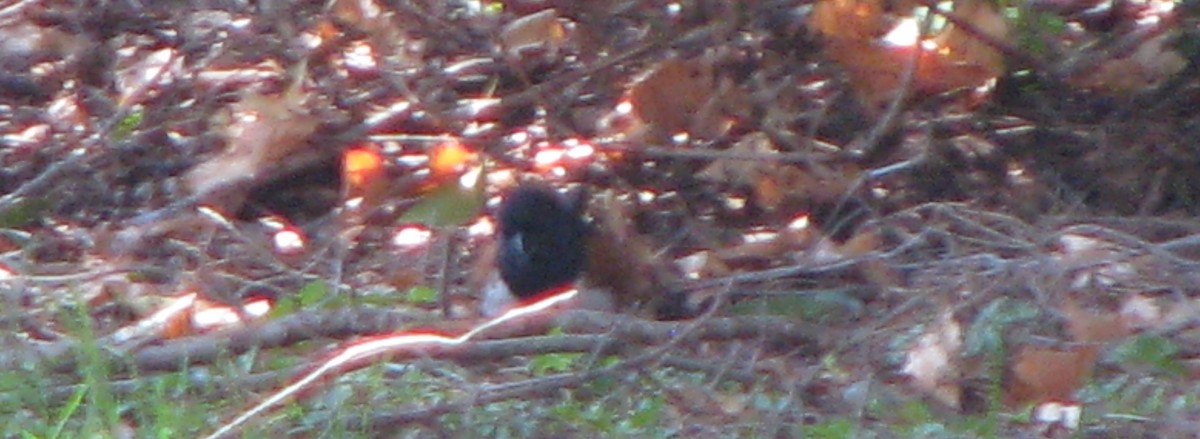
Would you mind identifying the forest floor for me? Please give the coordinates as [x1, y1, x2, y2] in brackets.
[2, 0, 1200, 437]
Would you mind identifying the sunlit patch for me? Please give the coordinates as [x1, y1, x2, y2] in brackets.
[197, 205, 234, 227]
[343, 40, 378, 71]
[787, 214, 810, 231]
[743, 230, 777, 244]
[202, 288, 579, 439]
[459, 165, 483, 188]
[615, 99, 634, 115]
[396, 153, 427, 167]
[273, 228, 306, 255]
[507, 129, 531, 146]
[392, 225, 433, 248]
[462, 121, 496, 137]
[343, 146, 384, 188]
[363, 100, 412, 129]
[676, 251, 708, 279]
[110, 292, 198, 342]
[258, 215, 286, 231]
[1136, 0, 1174, 25]
[564, 138, 595, 159]
[467, 217, 495, 237]
[197, 61, 283, 87]
[0, 263, 13, 280]
[882, 17, 920, 47]
[723, 195, 746, 210]
[230, 17, 252, 30]
[118, 48, 181, 107]
[256, 215, 306, 255]
[3, 124, 50, 146]
[534, 147, 565, 167]
[430, 140, 475, 177]
[48, 95, 86, 128]
[296, 29, 321, 49]
[192, 297, 273, 332]
[234, 109, 260, 124]
[671, 131, 690, 144]
[637, 190, 657, 203]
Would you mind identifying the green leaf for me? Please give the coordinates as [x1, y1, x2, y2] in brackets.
[729, 290, 865, 322]
[109, 110, 143, 142]
[530, 352, 582, 375]
[271, 280, 330, 318]
[627, 395, 664, 428]
[399, 170, 486, 227]
[0, 198, 49, 228]
[1111, 334, 1185, 376]
[804, 418, 855, 439]
[405, 285, 438, 304]
[297, 280, 329, 306]
[964, 298, 1039, 357]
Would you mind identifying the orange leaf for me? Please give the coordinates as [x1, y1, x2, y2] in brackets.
[1007, 345, 1098, 407]
[342, 145, 387, 212]
[429, 140, 475, 178]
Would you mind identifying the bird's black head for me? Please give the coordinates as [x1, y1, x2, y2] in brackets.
[496, 184, 588, 299]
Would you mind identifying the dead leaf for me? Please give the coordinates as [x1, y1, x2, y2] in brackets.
[628, 58, 728, 139]
[342, 145, 387, 210]
[1119, 293, 1162, 331]
[1070, 32, 1186, 95]
[1062, 298, 1131, 344]
[811, 0, 1008, 112]
[499, 9, 568, 57]
[185, 84, 320, 211]
[902, 311, 963, 408]
[1006, 344, 1098, 407]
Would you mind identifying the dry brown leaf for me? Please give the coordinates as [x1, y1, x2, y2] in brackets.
[1006, 344, 1098, 407]
[628, 58, 721, 138]
[810, 0, 893, 42]
[717, 225, 821, 264]
[499, 9, 568, 57]
[699, 132, 858, 207]
[1062, 298, 1131, 344]
[811, 0, 1008, 111]
[698, 132, 792, 210]
[116, 47, 183, 107]
[1119, 293, 1162, 331]
[185, 85, 320, 209]
[902, 311, 963, 408]
[675, 250, 732, 281]
[1070, 32, 1186, 95]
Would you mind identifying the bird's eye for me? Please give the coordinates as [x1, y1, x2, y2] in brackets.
[506, 233, 525, 259]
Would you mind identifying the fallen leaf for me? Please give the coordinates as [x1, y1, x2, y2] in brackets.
[185, 84, 321, 211]
[628, 58, 728, 139]
[1062, 298, 1130, 344]
[1006, 344, 1098, 407]
[499, 9, 568, 57]
[1070, 32, 1187, 95]
[812, 0, 1008, 112]
[902, 311, 963, 408]
[342, 145, 387, 209]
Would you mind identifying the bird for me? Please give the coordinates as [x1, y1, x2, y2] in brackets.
[480, 183, 697, 318]
[479, 183, 591, 316]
